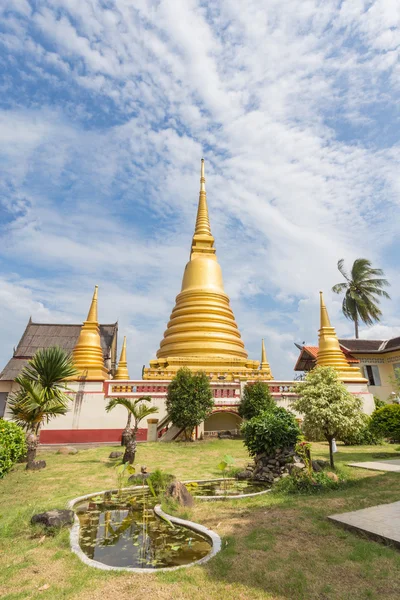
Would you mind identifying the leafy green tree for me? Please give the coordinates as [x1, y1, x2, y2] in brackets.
[166, 368, 214, 441]
[293, 366, 365, 468]
[238, 381, 274, 420]
[370, 404, 400, 442]
[332, 258, 390, 338]
[8, 346, 77, 469]
[241, 406, 300, 457]
[106, 397, 158, 464]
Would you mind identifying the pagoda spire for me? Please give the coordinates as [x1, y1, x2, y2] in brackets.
[72, 286, 109, 381]
[114, 336, 130, 380]
[316, 292, 366, 383]
[260, 338, 273, 377]
[190, 159, 216, 257]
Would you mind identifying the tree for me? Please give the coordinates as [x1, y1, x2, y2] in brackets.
[8, 346, 77, 469]
[166, 368, 214, 440]
[238, 381, 274, 420]
[106, 397, 158, 464]
[293, 366, 365, 468]
[332, 258, 390, 338]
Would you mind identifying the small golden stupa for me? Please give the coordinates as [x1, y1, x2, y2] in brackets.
[143, 160, 273, 381]
[114, 336, 130, 380]
[73, 286, 109, 380]
[317, 291, 366, 383]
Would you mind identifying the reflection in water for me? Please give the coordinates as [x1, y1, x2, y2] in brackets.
[186, 479, 271, 497]
[75, 490, 211, 569]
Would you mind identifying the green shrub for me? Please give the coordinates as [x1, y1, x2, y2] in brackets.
[341, 415, 382, 445]
[274, 470, 343, 495]
[147, 469, 175, 497]
[238, 381, 274, 420]
[370, 404, 400, 442]
[241, 406, 300, 457]
[0, 419, 27, 478]
[374, 396, 385, 410]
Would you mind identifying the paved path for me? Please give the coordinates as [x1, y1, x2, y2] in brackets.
[329, 501, 400, 547]
[348, 459, 400, 472]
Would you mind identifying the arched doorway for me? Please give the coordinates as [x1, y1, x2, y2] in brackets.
[204, 411, 242, 437]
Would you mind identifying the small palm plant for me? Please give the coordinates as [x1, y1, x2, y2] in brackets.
[106, 397, 158, 464]
[8, 346, 77, 469]
[332, 258, 390, 338]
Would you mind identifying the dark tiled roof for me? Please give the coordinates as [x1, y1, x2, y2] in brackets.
[381, 337, 400, 352]
[339, 339, 385, 353]
[0, 321, 117, 381]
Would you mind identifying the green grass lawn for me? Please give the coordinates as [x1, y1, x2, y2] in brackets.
[1, 440, 400, 600]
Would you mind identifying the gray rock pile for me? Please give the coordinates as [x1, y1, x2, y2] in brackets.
[237, 450, 330, 484]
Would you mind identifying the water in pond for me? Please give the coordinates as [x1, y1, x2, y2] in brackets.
[74, 489, 211, 569]
[186, 479, 271, 497]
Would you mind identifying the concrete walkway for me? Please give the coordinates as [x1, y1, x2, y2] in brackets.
[348, 459, 400, 472]
[329, 501, 400, 547]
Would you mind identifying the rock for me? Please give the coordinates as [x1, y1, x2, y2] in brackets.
[312, 460, 322, 473]
[109, 451, 123, 459]
[166, 481, 194, 507]
[31, 509, 74, 528]
[236, 470, 252, 480]
[57, 446, 78, 455]
[315, 459, 329, 468]
[326, 472, 339, 482]
[26, 460, 46, 470]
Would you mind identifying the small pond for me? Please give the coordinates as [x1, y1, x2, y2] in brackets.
[185, 478, 271, 498]
[73, 489, 212, 569]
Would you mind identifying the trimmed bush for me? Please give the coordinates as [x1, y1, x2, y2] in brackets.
[341, 415, 382, 445]
[0, 419, 27, 478]
[238, 381, 274, 420]
[374, 396, 386, 410]
[241, 406, 300, 457]
[370, 404, 400, 442]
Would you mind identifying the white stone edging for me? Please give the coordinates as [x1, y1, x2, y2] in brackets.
[183, 478, 272, 501]
[67, 486, 221, 573]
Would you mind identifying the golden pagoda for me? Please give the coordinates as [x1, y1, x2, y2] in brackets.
[114, 336, 129, 380]
[72, 286, 109, 380]
[317, 291, 366, 383]
[143, 159, 273, 382]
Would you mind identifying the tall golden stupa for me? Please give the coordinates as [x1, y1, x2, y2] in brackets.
[143, 160, 273, 382]
[317, 291, 366, 383]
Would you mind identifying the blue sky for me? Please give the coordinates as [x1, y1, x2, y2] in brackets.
[0, 0, 399, 379]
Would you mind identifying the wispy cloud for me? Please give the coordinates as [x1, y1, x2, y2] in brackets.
[0, 1, 399, 378]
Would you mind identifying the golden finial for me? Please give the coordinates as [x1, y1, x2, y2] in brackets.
[114, 335, 130, 380]
[193, 158, 213, 239]
[317, 291, 366, 382]
[72, 285, 109, 381]
[86, 285, 98, 322]
[261, 338, 267, 364]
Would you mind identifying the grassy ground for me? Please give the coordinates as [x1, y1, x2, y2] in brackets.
[1, 440, 400, 600]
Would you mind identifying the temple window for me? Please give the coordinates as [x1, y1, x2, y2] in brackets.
[363, 365, 381, 386]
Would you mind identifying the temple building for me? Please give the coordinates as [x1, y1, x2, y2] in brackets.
[0, 162, 374, 443]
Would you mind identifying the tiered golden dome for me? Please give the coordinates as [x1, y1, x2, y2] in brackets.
[317, 291, 366, 383]
[144, 159, 272, 381]
[114, 336, 130, 380]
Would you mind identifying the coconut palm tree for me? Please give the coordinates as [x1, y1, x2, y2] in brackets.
[332, 258, 390, 338]
[106, 397, 158, 464]
[8, 346, 77, 469]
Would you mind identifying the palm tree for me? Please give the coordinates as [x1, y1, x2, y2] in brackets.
[332, 258, 390, 338]
[8, 346, 77, 469]
[106, 397, 158, 464]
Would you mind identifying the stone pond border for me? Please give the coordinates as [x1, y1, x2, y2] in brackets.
[67, 486, 221, 573]
[183, 478, 272, 501]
